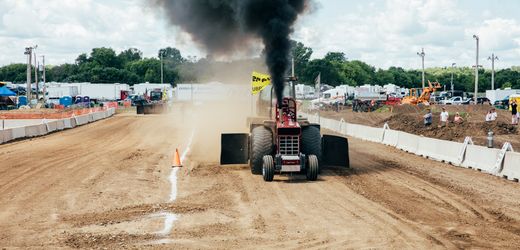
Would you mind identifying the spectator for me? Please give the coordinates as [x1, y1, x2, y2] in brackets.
[334, 92, 340, 112]
[485, 108, 498, 122]
[423, 109, 432, 126]
[511, 100, 518, 125]
[453, 112, 464, 124]
[439, 107, 449, 127]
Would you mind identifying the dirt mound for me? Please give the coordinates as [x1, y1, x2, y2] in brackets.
[390, 104, 423, 114]
[381, 113, 517, 141]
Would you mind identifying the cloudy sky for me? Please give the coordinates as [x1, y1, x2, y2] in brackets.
[1, 0, 519, 69]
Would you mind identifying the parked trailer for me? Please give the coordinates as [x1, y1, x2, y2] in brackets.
[46, 86, 79, 98]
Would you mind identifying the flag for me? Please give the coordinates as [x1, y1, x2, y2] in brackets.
[251, 71, 271, 94]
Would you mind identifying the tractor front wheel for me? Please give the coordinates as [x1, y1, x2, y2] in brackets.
[306, 155, 319, 181]
[262, 155, 274, 182]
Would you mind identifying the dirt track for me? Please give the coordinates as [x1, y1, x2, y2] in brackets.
[1, 104, 520, 249]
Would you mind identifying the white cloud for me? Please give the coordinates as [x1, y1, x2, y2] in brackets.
[1, 0, 520, 70]
[0, 0, 202, 66]
[294, 0, 520, 69]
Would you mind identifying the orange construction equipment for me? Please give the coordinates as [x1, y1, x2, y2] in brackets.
[172, 148, 182, 167]
[401, 80, 442, 105]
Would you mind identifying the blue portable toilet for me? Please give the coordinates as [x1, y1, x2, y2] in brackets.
[59, 96, 73, 107]
[18, 96, 28, 106]
[74, 96, 83, 105]
[82, 96, 90, 106]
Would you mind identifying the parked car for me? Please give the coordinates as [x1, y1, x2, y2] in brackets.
[462, 97, 491, 105]
[441, 96, 464, 105]
[494, 96, 510, 109]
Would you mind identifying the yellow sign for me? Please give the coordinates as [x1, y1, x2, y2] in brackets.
[251, 71, 271, 94]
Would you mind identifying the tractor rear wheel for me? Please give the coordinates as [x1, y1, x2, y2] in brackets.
[302, 125, 322, 164]
[306, 155, 319, 181]
[250, 126, 273, 175]
[262, 155, 274, 182]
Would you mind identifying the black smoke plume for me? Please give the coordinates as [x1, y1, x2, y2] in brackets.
[151, 0, 309, 105]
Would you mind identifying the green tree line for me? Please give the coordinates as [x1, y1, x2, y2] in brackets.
[0, 47, 184, 85]
[290, 41, 520, 91]
[2, 42, 520, 91]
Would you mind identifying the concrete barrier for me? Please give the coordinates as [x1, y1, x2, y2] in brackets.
[1, 129, 13, 144]
[0, 130, 6, 144]
[416, 136, 436, 158]
[25, 124, 47, 137]
[461, 144, 501, 173]
[56, 120, 65, 130]
[396, 131, 420, 154]
[63, 118, 72, 129]
[320, 117, 336, 131]
[93, 111, 105, 121]
[11, 127, 26, 139]
[107, 108, 115, 116]
[88, 113, 95, 122]
[0, 109, 114, 144]
[382, 129, 399, 147]
[500, 152, 520, 181]
[415, 137, 463, 165]
[46, 121, 58, 132]
[353, 124, 384, 142]
[433, 139, 464, 165]
[76, 115, 90, 126]
[70, 118, 77, 128]
[302, 112, 520, 183]
[339, 121, 348, 135]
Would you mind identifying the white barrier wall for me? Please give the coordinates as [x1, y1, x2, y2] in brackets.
[0, 109, 114, 145]
[461, 145, 501, 173]
[75, 115, 89, 126]
[46, 121, 58, 133]
[56, 120, 65, 130]
[350, 124, 384, 143]
[300, 111, 518, 183]
[63, 119, 73, 129]
[382, 129, 399, 147]
[11, 127, 26, 139]
[501, 152, 520, 181]
[396, 132, 420, 154]
[25, 124, 47, 137]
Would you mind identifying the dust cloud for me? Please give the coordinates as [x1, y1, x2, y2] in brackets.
[178, 58, 268, 85]
[169, 86, 253, 163]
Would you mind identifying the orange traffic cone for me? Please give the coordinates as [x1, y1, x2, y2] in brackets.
[172, 148, 182, 168]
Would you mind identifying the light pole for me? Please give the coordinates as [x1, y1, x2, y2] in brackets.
[160, 51, 164, 84]
[41, 55, 46, 103]
[488, 53, 498, 90]
[33, 49, 38, 101]
[24, 47, 32, 101]
[417, 48, 425, 89]
[473, 35, 479, 103]
[450, 63, 456, 95]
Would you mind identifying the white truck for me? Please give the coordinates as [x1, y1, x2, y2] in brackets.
[46, 86, 79, 98]
[486, 89, 520, 104]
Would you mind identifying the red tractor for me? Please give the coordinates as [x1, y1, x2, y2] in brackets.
[220, 78, 349, 182]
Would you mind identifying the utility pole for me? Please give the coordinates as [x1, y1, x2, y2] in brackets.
[41, 55, 46, 103]
[450, 63, 456, 95]
[291, 57, 295, 77]
[160, 51, 164, 84]
[24, 47, 32, 101]
[417, 48, 425, 89]
[488, 53, 498, 90]
[473, 35, 479, 103]
[34, 50, 38, 101]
